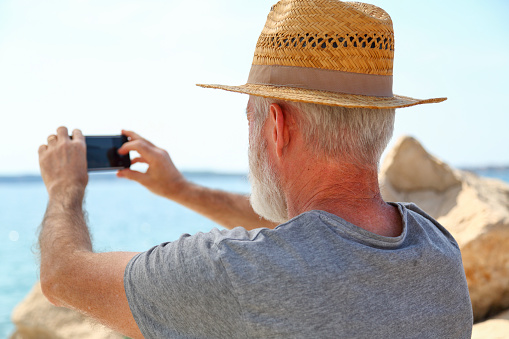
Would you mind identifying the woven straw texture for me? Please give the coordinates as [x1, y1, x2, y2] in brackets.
[253, 0, 394, 76]
[197, 0, 447, 109]
[198, 84, 446, 109]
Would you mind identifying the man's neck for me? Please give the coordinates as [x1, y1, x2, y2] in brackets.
[284, 160, 402, 237]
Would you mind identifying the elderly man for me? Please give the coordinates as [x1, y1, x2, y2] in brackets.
[38, 0, 473, 338]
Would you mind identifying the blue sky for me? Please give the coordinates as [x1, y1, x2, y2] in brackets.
[0, 0, 508, 175]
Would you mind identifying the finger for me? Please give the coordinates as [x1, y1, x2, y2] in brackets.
[122, 130, 154, 147]
[38, 144, 48, 154]
[118, 139, 155, 157]
[116, 168, 145, 183]
[47, 134, 58, 144]
[130, 157, 148, 165]
[122, 130, 142, 141]
[56, 126, 69, 140]
[72, 129, 85, 143]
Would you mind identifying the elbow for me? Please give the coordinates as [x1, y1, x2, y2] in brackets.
[40, 269, 65, 307]
[39, 251, 89, 308]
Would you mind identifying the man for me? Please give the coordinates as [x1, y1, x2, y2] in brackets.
[38, 1, 473, 338]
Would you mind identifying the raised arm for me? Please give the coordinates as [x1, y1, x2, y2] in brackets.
[38, 127, 143, 339]
[117, 130, 277, 230]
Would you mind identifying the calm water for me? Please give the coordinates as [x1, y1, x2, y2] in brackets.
[1, 169, 508, 337]
[0, 173, 250, 338]
[466, 167, 509, 183]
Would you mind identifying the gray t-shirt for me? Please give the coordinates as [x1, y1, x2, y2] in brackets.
[124, 203, 473, 338]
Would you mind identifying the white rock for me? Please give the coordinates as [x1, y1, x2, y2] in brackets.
[10, 282, 123, 339]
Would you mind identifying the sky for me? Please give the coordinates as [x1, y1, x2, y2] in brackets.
[0, 0, 508, 175]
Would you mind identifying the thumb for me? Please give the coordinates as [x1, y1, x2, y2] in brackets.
[117, 169, 145, 184]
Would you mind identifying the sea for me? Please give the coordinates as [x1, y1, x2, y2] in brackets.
[1, 168, 508, 338]
[0, 172, 250, 338]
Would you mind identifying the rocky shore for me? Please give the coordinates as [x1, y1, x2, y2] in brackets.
[10, 136, 509, 338]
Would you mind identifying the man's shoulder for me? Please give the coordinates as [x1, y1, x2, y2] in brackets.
[395, 202, 461, 250]
[212, 212, 321, 243]
[397, 201, 436, 221]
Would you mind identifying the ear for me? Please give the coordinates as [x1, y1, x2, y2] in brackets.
[269, 103, 290, 159]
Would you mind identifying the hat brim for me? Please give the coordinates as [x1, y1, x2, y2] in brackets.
[197, 83, 446, 109]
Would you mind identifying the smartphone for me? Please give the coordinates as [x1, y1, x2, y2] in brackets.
[85, 135, 131, 171]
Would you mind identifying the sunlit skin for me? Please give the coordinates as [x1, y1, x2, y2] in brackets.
[248, 97, 403, 236]
[37, 99, 401, 337]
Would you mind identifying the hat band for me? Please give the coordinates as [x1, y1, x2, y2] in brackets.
[247, 64, 393, 97]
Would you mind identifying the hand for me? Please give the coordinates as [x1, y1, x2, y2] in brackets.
[38, 127, 88, 198]
[117, 130, 187, 199]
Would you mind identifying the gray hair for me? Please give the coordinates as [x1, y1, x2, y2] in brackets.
[250, 96, 395, 168]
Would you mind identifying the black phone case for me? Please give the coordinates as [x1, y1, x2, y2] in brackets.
[85, 135, 131, 171]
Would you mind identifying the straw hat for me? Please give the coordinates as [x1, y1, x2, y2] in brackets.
[197, 0, 446, 109]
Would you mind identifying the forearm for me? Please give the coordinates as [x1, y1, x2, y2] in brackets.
[37, 128, 145, 337]
[39, 187, 92, 303]
[115, 131, 278, 230]
[171, 181, 278, 230]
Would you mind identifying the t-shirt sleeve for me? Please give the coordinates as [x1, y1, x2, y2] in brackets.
[124, 230, 243, 339]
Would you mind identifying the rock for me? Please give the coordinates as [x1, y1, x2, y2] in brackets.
[10, 282, 123, 339]
[472, 309, 509, 339]
[380, 136, 461, 192]
[380, 136, 509, 322]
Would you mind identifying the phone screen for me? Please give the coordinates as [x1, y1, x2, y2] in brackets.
[85, 135, 131, 171]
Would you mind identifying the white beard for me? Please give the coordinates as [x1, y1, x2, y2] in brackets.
[248, 135, 289, 224]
